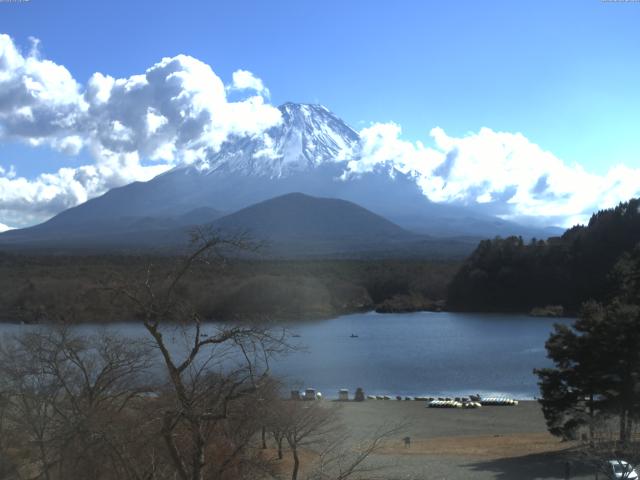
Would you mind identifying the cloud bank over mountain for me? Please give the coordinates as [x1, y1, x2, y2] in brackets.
[0, 34, 280, 227]
[0, 33, 638, 229]
[354, 123, 640, 227]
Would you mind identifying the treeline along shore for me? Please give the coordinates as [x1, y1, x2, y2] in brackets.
[447, 198, 640, 315]
[0, 254, 458, 323]
[3, 197, 640, 324]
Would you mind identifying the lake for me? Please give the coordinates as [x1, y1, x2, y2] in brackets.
[0, 311, 572, 400]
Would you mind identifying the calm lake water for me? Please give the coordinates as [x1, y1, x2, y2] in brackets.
[0, 311, 573, 400]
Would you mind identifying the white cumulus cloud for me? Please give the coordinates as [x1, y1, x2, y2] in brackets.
[0, 34, 282, 228]
[352, 123, 640, 227]
[0, 34, 85, 149]
[1, 33, 638, 231]
[228, 69, 270, 97]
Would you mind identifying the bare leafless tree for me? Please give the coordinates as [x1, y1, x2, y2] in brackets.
[0, 390, 14, 479]
[268, 410, 287, 461]
[275, 400, 341, 480]
[0, 326, 160, 480]
[307, 423, 403, 480]
[0, 228, 401, 480]
[106, 229, 291, 480]
[266, 398, 402, 480]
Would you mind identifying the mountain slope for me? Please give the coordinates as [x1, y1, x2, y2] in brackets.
[0, 102, 561, 252]
[0, 206, 223, 246]
[208, 193, 478, 258]
[213, 192, 412, 241]
[0, 192, 480, 258]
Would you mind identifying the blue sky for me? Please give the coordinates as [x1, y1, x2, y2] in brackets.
[0, 0, 639, 229]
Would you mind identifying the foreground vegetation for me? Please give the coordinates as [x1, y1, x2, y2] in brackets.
[534, 240, 640, 477]
[0, 232, 399, 480]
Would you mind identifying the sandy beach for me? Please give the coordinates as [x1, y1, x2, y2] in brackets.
[329, 400, 595, 480]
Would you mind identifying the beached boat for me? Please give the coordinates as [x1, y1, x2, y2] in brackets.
[479, 397, 518, 406]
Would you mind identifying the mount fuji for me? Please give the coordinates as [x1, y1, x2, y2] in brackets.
[0, 103, 561, 255]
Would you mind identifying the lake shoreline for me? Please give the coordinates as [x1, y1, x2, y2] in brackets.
[0, 311, 570, 401]
[0, 305, 576, 325]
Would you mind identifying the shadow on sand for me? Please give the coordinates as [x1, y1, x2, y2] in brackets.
[464, 449, 595, 479]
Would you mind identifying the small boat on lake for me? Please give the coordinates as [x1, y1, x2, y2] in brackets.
[350, 333, 358, 338]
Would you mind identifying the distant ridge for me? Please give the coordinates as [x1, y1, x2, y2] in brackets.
[0, 102, 562, 254]
[0, 192, 479, 258]
[213, 192, 412, 241]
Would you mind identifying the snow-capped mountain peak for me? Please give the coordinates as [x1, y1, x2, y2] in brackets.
[188, 102, 361, 178]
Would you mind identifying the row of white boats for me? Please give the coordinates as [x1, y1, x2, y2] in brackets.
[296, 388, 520, 407]
[364, 395, 519, 408]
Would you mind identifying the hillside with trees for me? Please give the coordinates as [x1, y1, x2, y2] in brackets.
[0, 253, 457, 324]
[447, 198, 640, 314]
